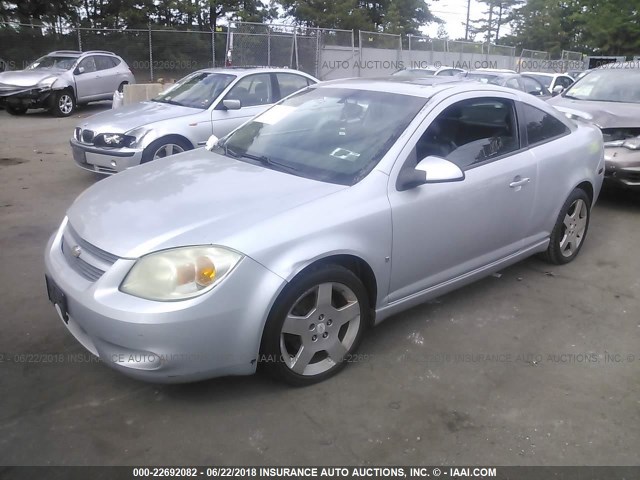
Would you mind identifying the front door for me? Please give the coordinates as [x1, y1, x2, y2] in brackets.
[387, 94, 538, 302]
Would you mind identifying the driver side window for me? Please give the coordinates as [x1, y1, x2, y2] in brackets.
[224, 73, 273, 108]
[77, 56, 97, 73]
[413, 97, 520, 170]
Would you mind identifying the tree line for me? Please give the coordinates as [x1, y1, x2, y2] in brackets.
[1, 0, 639, 56]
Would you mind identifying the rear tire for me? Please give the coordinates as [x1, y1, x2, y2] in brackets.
[6, 105, 28, 115]
[260, 265, 369, 386]
[50, 90, 76, 117]
[542, 188, 591, 265]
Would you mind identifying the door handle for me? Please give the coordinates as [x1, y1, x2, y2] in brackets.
[509, 177, 530, 188]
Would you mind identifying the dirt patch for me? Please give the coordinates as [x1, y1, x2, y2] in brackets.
[0, 157, 27, 167]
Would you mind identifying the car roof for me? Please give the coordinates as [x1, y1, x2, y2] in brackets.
[312, 76, 523, 99]
[197, 67, 316, 77]
[522, 72, 566, 78]
[48, 50, 119, 58]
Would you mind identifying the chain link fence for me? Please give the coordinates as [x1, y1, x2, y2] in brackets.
[1, 20, 583, 81]
[0, 21, 227, 82]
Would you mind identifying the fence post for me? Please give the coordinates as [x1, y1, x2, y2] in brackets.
[211, 28, 215, 68]
[77, 25, 82, 51]
[357, 30, 362, 77]
[267, 28, 271, 67]
[148, 24, 153, 81]
[315, 29, 320, 78]
[293, 31, 299, 69]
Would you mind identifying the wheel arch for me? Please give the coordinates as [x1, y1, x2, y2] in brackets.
[144, 133, 195, 152]
[286, 254, 378, 323]
[574, 180, 594, 207]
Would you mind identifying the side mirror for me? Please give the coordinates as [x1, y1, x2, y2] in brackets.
[397, 156, 465, 191]
[75, 66, 85, 75]
[222, 99, 241, 110]
[205, 134, 219, 151]
[552, 85, 564, 96]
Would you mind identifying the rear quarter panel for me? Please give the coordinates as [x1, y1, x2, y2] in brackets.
[528, 122, 604, 241]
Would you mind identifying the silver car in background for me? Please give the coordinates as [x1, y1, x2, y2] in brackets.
[45, 78, 604, 386]
[70, 67, 318, 174]
[548, 63, 640, 190]
[0, 50, 134, 116]
[522, 72, 574, 96]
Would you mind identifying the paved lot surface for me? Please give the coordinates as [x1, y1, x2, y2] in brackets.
[0, 105, 639, 466]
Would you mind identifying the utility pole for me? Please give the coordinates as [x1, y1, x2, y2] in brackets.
[465, 0, 471, 40]
[486, 1, 494, 44]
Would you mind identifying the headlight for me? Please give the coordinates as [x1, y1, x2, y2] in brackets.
[94, 133, 137, 148]
[622, 136, 640, 150]
[37, 76, 57, 89]
[120, 246, 242, 301]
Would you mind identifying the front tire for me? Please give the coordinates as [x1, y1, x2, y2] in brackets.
[50, 90, 76, 117]
[260, 265, 370, 386]
[6, 105, 28, 115]
[542, 188, 591, 265]
[141, 137, 192, 163]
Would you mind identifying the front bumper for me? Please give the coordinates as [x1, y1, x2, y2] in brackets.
[604, 147, 640, 189]
[44, 225, 286, 383]
[0, 86, 53, 108]
[70, 138, 144, 175]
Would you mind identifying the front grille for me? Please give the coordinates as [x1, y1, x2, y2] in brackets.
[60, 224, 118, 282]
[61, 238, 105, 281]
[81, 129, 95, 144]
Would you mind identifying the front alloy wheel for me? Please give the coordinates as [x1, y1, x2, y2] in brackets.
[51, 91, 75, 117]
[261, 265, 369, 385]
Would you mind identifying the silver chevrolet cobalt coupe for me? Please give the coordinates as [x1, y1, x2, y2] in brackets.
[45, 77, 605, 385]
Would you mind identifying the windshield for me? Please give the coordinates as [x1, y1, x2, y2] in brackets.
[153, 72, 235, 109]
[563, 69, 640, 103]
[392, 69, 435, 77]
[524, 73, 552, 88]
[465, 73, 501, 85]
[26, 55, 77, 70]
[216, 87, 427, 185]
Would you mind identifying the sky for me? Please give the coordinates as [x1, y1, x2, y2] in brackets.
[422, 0, 511, 42]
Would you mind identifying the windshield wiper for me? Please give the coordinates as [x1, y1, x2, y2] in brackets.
[240, 151, 301, 174]
[151, 98, 184, 106]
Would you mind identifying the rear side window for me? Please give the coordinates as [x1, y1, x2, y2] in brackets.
[522, 77, 546, 96]
[522, 104, 570, 146]
[95, 56, 117, 70]
[276, 73, 311, 99]
[557, 76, 573, 89]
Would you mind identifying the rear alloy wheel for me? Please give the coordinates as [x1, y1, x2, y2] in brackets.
[543, 188, 590, 265]
[261, 265, 369, 386]
[50, 90, 75, 117]
[6, 105, 28, 115]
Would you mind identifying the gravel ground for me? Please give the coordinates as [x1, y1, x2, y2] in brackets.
[0, 104, 639, 466]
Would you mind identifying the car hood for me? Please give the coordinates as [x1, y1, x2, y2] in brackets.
[66, 150, 346, 259]
[548, 96, 640, 128]
[0, 69, 65, 87]
[77, 101, 201, 133]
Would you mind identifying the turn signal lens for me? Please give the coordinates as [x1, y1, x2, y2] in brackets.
[196, 256, 217, 286]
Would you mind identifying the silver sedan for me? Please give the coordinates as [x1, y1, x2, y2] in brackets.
[45, 78, 604, 385]
[70, 67, 318, 174]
